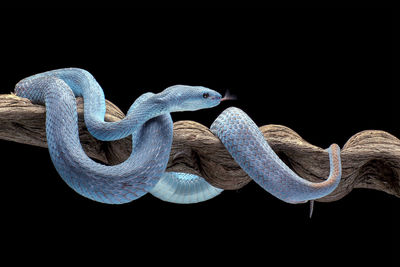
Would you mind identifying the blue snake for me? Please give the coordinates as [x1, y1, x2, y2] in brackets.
[14, 68, 342, 214]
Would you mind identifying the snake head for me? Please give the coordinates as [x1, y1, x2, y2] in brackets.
[162, 85, 222, 112]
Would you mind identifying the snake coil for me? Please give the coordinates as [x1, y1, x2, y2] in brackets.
[14, 68, 342, 216]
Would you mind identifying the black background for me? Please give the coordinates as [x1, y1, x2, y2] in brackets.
[0, 8, 397, 265]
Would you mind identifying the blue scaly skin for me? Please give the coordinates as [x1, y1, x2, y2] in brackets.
[15, 68, 222, 204]
[14, 68, 341, 211]
[210, 107, 342, 216]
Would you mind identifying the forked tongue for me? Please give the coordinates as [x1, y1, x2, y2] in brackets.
[221, 89, 237, 101]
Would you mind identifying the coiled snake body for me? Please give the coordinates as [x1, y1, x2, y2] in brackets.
[14, 68, 342, 212]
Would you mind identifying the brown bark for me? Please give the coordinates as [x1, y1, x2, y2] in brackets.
[1, 94, 399, 202]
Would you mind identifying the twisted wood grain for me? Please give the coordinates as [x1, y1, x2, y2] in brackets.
[1, 94, 399, 202]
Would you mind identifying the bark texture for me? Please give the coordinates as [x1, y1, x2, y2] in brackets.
[1, 94, 399, 202]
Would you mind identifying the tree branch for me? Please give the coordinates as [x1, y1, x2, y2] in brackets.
[1, 94, 399, 202]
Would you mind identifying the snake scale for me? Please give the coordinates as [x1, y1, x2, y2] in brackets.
[14, 68, 342, 215]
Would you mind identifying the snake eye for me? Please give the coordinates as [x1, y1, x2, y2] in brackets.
[203, 93, 209, 99]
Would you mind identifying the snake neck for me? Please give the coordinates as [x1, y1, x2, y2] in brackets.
[125, 92, 170, 125]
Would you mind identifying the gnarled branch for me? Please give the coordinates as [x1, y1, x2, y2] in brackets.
[1, 94, 399, 202]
